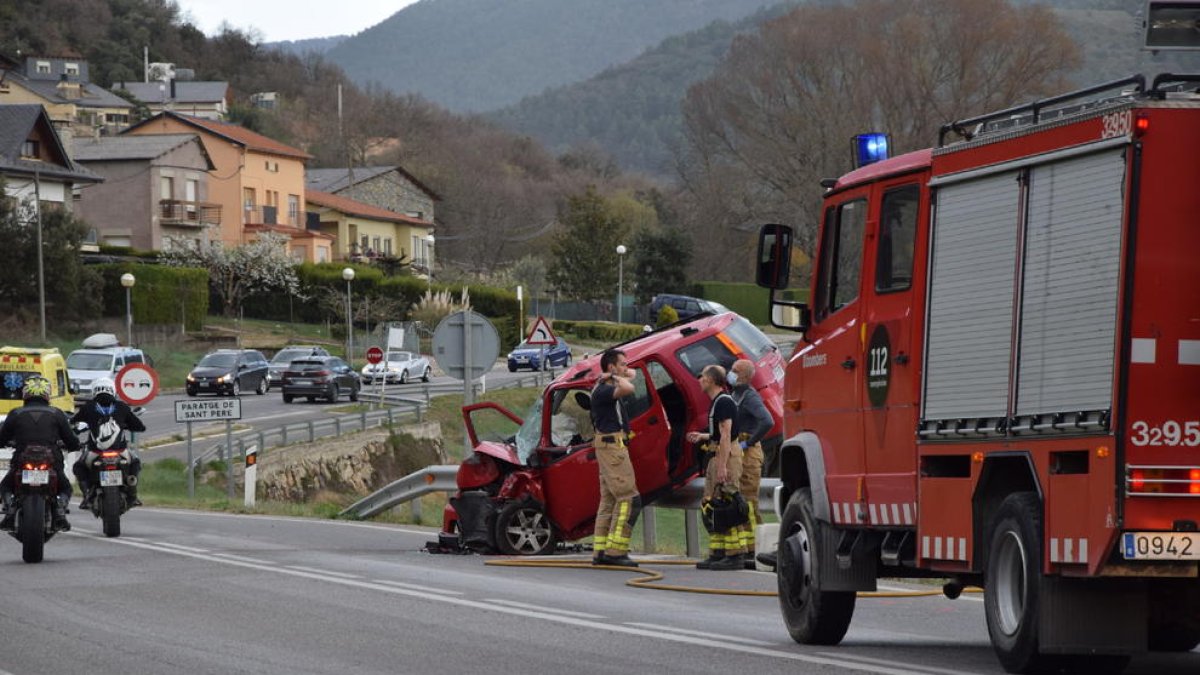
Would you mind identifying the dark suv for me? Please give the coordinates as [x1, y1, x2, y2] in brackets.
[268, 345, 331, 383]
[186, 349, 270, 397]
[649, 294, 729, 321]
[280, 356, 360, 403]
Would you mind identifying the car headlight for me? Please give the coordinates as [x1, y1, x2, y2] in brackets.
[218, 374, 231, 383]
[187, 374, 196, 382]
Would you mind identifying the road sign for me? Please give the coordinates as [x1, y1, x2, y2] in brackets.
[526, 316, 556, 345]
[432, 310, 500, 382]
[174, 398, 242, 423]
[366, 346, 384, 364]
[114, 363, 159, 406]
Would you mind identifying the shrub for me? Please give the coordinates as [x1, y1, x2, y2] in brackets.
[656, 304, 679, 327]
[94, 263, 209, 330]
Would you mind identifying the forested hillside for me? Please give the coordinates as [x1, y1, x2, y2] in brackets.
[323, 0, 774, 112]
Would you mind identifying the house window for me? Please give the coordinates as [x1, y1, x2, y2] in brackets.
[291, 245, 306, 262]
[65, 63, 79, 76]
[20, 140, 38, 158]
[383, 239, 392, 255]
[317, 246, 329, 263]
[243, 187, 256, 210]
[36, 61, 50, 75]
[161, 176, 174, 200]
[361, 235, 369, 253]
[288, 194, 299, 226]
[105, 113, 129, 125]
[372, 236, 381, 254]
[185, 179, 199, 218]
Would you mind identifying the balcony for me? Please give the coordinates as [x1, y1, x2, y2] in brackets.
[160, 199, 221, 227]
[244, 205, 301, 227]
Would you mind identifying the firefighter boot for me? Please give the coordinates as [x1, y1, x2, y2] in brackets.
[127, 483, 142, 507]
[52, 495, 71, 532]
[708, 553, 744, 571]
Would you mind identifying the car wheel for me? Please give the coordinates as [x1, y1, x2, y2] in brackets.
[422, 367, 431, 383]
[778, 488, 856, 645]
[508, 365, 517, 373]
[282, 394, 293, 403]
[186, 388, 196, 397]
[306, 396, 316, 402]
[494, 500, 557, 556]
[231, 379, 241, 397]
[327, 384, 340, 403]
[349, 383, 359, 402]
[400, 369, 409, 384]
[256, 377, 268, 395]
[565, 354, 572, 366]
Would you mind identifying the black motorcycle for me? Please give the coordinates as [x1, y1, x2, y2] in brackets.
[7, 444, 65, 563]
[80, 445, 135, 538]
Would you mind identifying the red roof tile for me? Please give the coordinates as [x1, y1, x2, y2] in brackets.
[306, 189, 433, 227]
[132, 112, 312, 160]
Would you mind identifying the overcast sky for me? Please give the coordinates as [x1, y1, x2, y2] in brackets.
[175, 0, 421, 43]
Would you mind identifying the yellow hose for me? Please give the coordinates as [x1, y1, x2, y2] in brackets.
[484, 558, 983, 598]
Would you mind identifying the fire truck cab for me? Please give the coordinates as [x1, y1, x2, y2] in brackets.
[758, 73, 1200, 673]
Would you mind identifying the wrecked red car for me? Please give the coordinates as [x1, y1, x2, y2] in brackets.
[439, 312, 785, 555]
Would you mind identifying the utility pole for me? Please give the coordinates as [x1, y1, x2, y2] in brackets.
[35, 170, 46, 343]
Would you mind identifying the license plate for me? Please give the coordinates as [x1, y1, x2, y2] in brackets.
[21, 469, 49, 485]
[1122, 532, 1200, 560]
[292, 379, 310, 385]
[99, 470, 123, 487]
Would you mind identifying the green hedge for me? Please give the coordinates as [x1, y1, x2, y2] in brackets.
[547, 320, 644, 343]
[94, 263, 209, 330]
[691, 281, 771, 325]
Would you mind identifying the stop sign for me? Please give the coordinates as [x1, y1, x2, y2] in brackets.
[366, 346, 384, 364]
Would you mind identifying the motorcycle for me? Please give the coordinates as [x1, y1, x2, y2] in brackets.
[6, 444, 65, 563]
[79, 444, 135, 538]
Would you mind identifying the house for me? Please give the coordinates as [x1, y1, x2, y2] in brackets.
[121, 111, 327, 259]
[305, 189, 433, 269]
[0, 104, 100, 212]
[71, 134, 219, 251]
[306, 166, 440, 272]
[112, 79, 230, 120]
[0, 55, 135, 134]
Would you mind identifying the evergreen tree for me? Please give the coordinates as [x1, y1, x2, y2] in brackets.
[547, 187, 629, 303]
[631, 226, 692, 305]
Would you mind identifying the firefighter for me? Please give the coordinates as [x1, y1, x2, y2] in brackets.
[589, 348, 640, 568]
[687, 364, 744, 570]
[728, 358, 774, 569]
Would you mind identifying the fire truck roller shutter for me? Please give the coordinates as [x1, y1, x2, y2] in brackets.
[924, 171, 1022, 421]
[1015, 149, 1126, 416]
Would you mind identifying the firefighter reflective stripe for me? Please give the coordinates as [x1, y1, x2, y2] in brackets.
[593, 535, 608, 552]
[608, 501, 633, 553]
[1049, 538, 1089, 564]
[921, 535, 969, 561]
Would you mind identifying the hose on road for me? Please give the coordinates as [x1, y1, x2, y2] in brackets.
[485, 558, 983, 598]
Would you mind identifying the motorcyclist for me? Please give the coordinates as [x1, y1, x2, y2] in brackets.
[0, 376, 78, 531]
[71, 377, 145, 509]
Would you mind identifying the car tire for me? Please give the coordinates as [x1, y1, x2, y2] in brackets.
[327, 384, 339, 403]
[231, 379, 241, 397]
[494, 500, 557, 556]
[400, 369, 409, 384]
[778, 488, 856, 645]
[186, 388, 196, 397]
[282, 394, 293, 403]
[256, 377, 268, 395]
[306, 396, 316, 402]
[422, 367, 431, 383]
[508, 365, 517, 373]
[349, 383, 359, 402]
[565, 354, 572, 366]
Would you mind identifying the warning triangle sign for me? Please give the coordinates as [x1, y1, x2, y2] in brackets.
[526, 316, 557, 345]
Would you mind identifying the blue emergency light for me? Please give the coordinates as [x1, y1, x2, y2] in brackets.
[852, 133, 890, 168]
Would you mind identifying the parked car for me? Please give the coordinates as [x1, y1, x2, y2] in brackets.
[66, 334, 150, 403]
[361, 351, 431, 384]
[507, 337, 571, 372]
[267, 345, 331, 383]
[440, 311, 785, 555]
[186, 349, 270, 397]
[282, 357, 361, 403]
[649, 294, 729, 321]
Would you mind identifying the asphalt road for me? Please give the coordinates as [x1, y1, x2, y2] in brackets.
[0, 510, 1194, 675]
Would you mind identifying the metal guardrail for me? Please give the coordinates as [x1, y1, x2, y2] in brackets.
[341, 463, 781, 556]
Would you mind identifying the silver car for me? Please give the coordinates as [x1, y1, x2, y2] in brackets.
[360, 351, 432, 384]
[268, 345, 331, 383]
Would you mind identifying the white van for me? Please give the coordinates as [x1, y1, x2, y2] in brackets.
[66, 334, 148, 403]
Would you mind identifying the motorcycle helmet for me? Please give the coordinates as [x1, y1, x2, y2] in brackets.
[92, 418, 122, 451]
[92, 377, 117, 406]
[21, 376, 51, 401]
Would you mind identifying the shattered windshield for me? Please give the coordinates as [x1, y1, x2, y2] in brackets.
[514, 396, 543, 464]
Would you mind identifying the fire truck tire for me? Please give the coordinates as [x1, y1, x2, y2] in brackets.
[1148, 581, 1200, 651]
[494, 500, 557, 556]
[985, 492, 1046, 672]
[776, 488, 855, 645]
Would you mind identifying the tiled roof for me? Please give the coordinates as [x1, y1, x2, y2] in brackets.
[71, 133, 213, 169]
[306, 189, 433, 226]
[305, 165, 442, 201]
[5, 74, 133, 110]
[0, 104, 100, 183]
[113, 81, 230, 106]
[125, 111, 312, 160]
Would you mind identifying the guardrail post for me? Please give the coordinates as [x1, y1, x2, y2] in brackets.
[387, 408, 395, 426]
[360, 410, 368, 432]
[257, 432, 265, 454]
[334, 416, 341, 435]
[410, 496, 423, 524]
[281, 425, 287, 446]
[684, 509, 700, 558]
[642, 505, 657, 552]
[424, 385, 431, 404]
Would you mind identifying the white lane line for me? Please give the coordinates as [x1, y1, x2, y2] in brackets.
[152, 541, 210, 553]
[213, 553, 273, 565]
[624, 622, 774, 647]
[136, 508, 435, 537]
[72, 533, 951, 675]
[288, 565, 360, 579]
[484, 598, 604, 619]
[817, 651, 987, 675]
[374, 579, 462, 596]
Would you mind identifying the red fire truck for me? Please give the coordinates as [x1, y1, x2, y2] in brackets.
[756, 73, 1200, 673]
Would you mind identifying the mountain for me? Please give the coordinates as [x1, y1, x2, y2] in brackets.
[267, 35, 348, 56]
[487, 0, 1200, 176]
[322, 0, 774, 113]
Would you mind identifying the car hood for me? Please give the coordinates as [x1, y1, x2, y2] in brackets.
[510, 348, 549, 357]
[472, 440, 521, 466]
[68, 368, 110, 382]
[190, 367, 232, 378]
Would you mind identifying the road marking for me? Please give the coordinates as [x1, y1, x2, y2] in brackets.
[73, 532, 959, 675]
[624, 622, 774, 647]
[288, 565, 360, 579]
[816, 651, 986, 675]
[136, 507, 435, 537]
[485, 598, 604, 619]
[152, 541, 210, 553]
[374, 579, 462, 596]
[213, 553, 273, 565]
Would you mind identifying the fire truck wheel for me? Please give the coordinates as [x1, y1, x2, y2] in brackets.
[1148, 580, 1200, 651]
[494, 500, 557, 556]
[776, 488, 855, 645]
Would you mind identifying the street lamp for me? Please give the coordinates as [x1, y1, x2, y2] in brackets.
[120, 273, 135, 345]
[425, 233, 435, 290]
[342, 267, 355, 362]
[616, 244, 627, 324]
